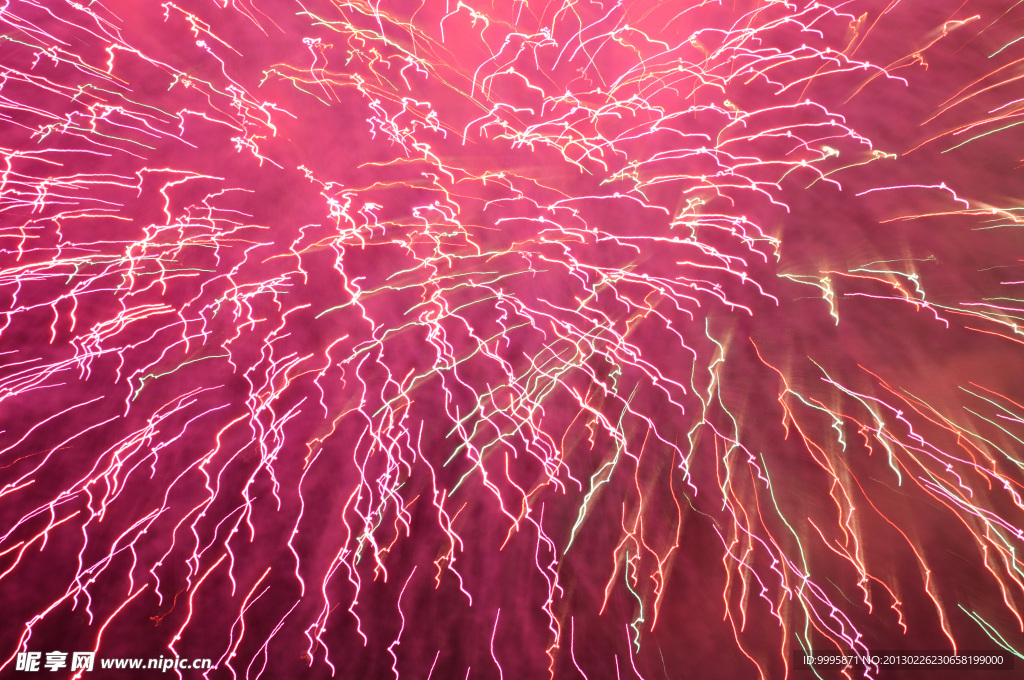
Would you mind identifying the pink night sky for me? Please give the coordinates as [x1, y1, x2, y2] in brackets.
[1, 1, 1023, 678]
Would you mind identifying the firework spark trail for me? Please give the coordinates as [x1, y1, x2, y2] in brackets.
[0, 0, 1023, 678]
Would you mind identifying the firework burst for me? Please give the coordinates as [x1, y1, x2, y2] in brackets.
[1, 0, 1023, 678]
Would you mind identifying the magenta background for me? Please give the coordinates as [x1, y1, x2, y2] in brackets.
[1, 1, 1023, 679]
